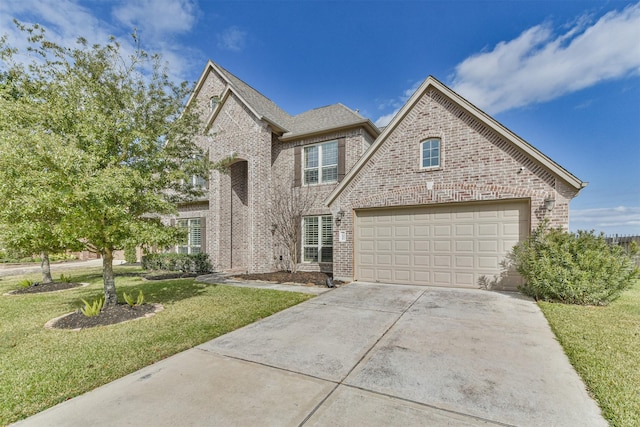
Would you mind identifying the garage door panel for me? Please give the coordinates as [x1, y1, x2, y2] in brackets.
[354, 201, 528, 289]
[394, 270, 411, 282]
[434, 225, 451, 236]
[376, 240, 392, 251]
[433, 271, 452, 285]
[413, 270, 431, 283]
[395, 226, 410, 237]
[455, 255, 474, 268]
[433, 255, 451, 267]
[455, 224, 474, 236]
[455, 272, 475, 286]
[433, 240, 451, 252]
[377, 226, 392, 237]
[360, 254, 375, 265]
[455, 240, 474, 252]
[394, 254, 410, 266]
[376, 254, 392, 265]
[414, 226, 430, 237]
[413, 254, 430, 266]
[394, 240, 410, 251]
[478, 223, 498, 236]
[414, 240, 429, 251]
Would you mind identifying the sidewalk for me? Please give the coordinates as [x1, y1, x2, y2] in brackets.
[0, 259, 125, 278]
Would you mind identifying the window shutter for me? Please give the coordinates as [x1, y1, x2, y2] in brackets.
[200, 217, 207, 253]
[296, 219, 302, 265]
[337, 137, 346, 182]
[170, 219, 176, 253]
[294, 145, 302, 187]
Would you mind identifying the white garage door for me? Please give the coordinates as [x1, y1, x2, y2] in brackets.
[354, 201, 529, 289]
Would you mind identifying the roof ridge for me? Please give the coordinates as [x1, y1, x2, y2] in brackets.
[209, 60, 293, 128]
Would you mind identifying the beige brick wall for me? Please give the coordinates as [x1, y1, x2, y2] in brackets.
[330, 87, 579, 280]
[271, 128, 375, 272]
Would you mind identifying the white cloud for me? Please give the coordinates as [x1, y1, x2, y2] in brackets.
[0, 0, 115, 57]
[217, 26, 247, 52]
[571, 206, 640, 234]
[0, 0, 200, 82]
[112, 0, 198, 36]
[374, 80, 422, 127]
[451, 2, 640, 114]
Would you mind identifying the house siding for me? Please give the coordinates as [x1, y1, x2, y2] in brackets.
[330, 87, 579, 281]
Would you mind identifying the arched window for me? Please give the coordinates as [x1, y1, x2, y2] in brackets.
[420, 138, 441, 169]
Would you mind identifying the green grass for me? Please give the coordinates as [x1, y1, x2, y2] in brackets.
[0, 266, 313, 425]
[539, 280, 640, 427]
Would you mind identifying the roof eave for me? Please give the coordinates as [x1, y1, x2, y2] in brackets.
[280, 119, 380, 142]
[326, 76, 586, 206]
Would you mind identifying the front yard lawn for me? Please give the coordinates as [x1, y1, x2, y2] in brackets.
[539, 280, 640, 427]
[0, 266, 313, 425]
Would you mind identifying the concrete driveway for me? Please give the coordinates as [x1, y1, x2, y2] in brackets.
[13, 282, 606, 426]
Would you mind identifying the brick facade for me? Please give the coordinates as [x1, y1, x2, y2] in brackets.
[174, 63, 584, 280]
[328, 85, 582, 281]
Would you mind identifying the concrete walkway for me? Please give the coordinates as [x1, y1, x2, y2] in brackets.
[0, 259, 125, 278]
[12, 283, 606, 427]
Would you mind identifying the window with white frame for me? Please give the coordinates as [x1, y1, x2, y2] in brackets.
[176, 218, 202, 254]
[303, 141, 338, 185]
[303, 215, 333, 263]
[184, 175, 206, 189]
[421, 138, 441, 169]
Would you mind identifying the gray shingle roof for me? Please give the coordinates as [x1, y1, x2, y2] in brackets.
[210, 60, 378, 139]
[213, 61, 294, 131]
[286, 104, 370, 138]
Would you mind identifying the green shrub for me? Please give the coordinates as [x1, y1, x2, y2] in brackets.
[510, 222, 639, 305]
[123, 290, 144, 307]
[141, 253, 212, 274]
[124, 245, 138, 264]
[59, 274, 72, 283]
[17, 279, 34, 288]
[80, 297, 104, 317]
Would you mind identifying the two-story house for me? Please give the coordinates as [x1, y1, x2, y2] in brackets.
[174, 60, 585, 290]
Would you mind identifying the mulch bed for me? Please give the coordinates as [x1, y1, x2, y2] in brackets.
[8, 281, 84, 295]
[233, 271, 343, 287]
[48, 303, 162, 330]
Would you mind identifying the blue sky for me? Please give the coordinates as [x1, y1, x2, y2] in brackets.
[1, 0, 639, 235]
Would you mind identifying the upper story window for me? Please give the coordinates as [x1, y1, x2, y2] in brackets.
[209, 95, 220, 112]
[304, 140, 338, 185]
[421, 138, 441, 169]
[182, 175, 206, 189]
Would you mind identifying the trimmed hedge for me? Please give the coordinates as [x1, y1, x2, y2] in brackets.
[141, 253, 212, 274]
[510, 223, 639, 305]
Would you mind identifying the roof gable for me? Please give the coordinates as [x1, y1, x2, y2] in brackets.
[326, 76, 586, 206]
[189, 60, 379, 140]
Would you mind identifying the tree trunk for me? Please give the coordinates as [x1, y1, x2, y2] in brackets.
[40, 251, 53, 284]
[102, 248, 118, 306]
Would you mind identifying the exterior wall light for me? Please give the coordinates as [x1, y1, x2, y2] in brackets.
[335, 209, 345, 223]
[544, 197, 556, 211]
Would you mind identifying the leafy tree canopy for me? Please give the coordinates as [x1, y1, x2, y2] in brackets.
[0, 22, 210, 304]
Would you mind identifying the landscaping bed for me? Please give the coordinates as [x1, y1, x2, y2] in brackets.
[233, 271, 343, 287]
[8, 281, 84, 294]
[49, 303, 161, 330]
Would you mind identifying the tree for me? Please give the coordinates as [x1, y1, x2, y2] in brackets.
[269, 179, 318, 273]
[0, 69, 85, 283]
[0, 23, 210, 305]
